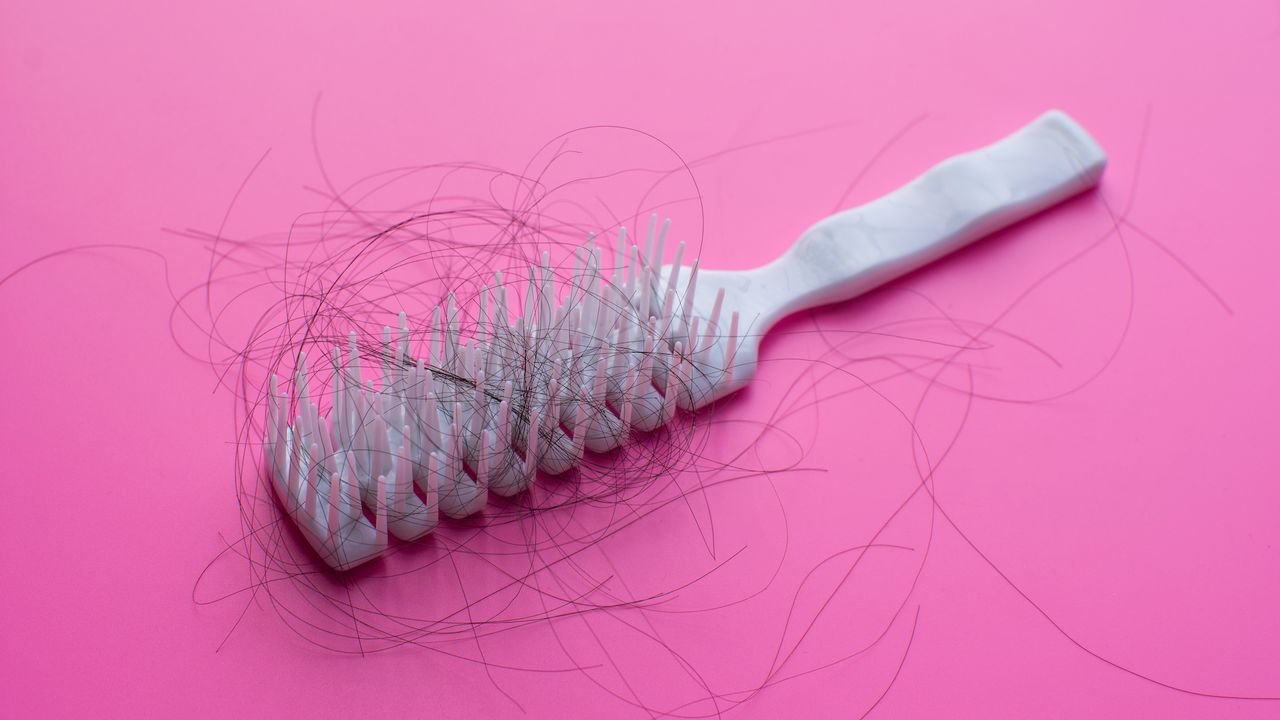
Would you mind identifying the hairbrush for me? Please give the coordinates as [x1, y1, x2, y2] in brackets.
[265, 109, 1107, 570]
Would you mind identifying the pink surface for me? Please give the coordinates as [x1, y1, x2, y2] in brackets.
[3, 1, 1279, 717]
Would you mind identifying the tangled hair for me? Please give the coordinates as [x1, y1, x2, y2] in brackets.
[191, 127, 796, 654]
[178, 116, 1255, 715]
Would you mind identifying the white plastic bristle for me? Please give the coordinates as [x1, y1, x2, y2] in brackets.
[319, 414, 335, 459]
[558, 248, 582, 327]
[570, 385, 589, 458]
[423, 388, 440, 449]
[637, 262, 654, 331]
[397, 311, 410, 362]
[524, 407, 541, 475]
[627, 244, 639, 295]
[700, 288, 726, 360]
[373, 416, 391, 481]
[619, 365, 637, 431]
[545, 376, 561, 431]
[392, 437, 407, 518]
[296, 351, 310, 407]
[445, 294, 459, 368]
[523, 264, 538, 330]
[330, 346, 342, 407]
[345, 453, 362, 517]
[449, 393, 463, 444]
[469, 389, 484, 444]
[347, 332, 361, 383]
[663, 242, 685, 300]
[424, 452, 441, 511]
[304, 446, 320, 518]
[654, 218, 670, 274]
[499, 380, 513, 432]
[589, 354, 608, 406]
[286, 431, 301, 501]
[644, 214, 657, 269]
[267, 374, 280, 421]
[640, 317, 657, 386]
[477, 429, 492, 485]
[428, 306, 441, 367]
[681, 259, 700, 337]
[686, 316, 701, 357]
[467, 339, 481, 384]
[659, 287, 677, 339]
[374, 474, 388, 547]
[326, 472, 342, 545]
[381, 326, 393, 390]
[662, 342, 681, 421]
[493, 272, 508, 330]
[578, 258, 598, 339]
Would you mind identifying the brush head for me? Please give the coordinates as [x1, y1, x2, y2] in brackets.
[265, 217, 736, 569]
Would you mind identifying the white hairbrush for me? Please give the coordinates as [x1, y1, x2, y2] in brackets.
[265, 110, 1107, 570]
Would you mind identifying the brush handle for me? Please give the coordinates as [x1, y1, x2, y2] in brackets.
[763, 110, 1106, 323]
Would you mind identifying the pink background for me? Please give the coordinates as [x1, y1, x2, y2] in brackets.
[2, 1, 1278, 717]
